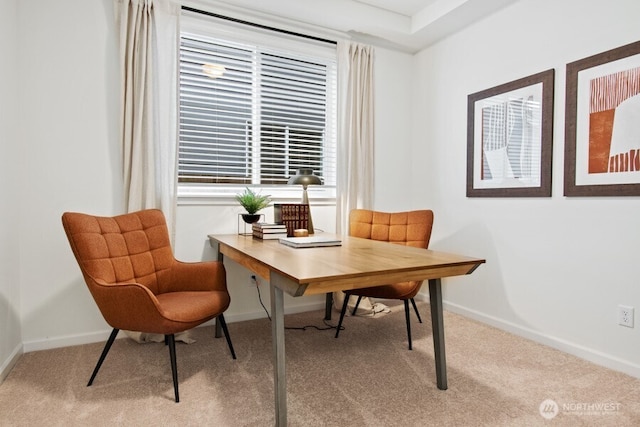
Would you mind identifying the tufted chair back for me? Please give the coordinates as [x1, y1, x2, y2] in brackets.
[63, 209, 174, 295]
[349, 209, 433, 249]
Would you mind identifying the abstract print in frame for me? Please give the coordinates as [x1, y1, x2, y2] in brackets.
[467, 69, 555, 197]
[565, 40, 640, 196]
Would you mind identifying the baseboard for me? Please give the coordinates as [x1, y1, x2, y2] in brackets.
[222, 300, 326, 324]
[15, 296, 639, 380]
[21, 300, 326, 353]
[443, 300, 640, 380]
[23, 329, 119, 353]
[0, 343, 23, 384]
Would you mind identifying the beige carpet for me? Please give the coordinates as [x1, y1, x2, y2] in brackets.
[1, 301, 639, 426]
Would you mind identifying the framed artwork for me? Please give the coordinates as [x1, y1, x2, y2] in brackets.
[467, 69, 555, 197]
[565, 40, 640, 196]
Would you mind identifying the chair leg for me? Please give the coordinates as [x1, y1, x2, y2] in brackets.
[217, 314, 236, 360]
[404, 300, 412, 350]
[167, 334, 179, 403]
[410, 298, 423, 323]
[351, 295, 364, 316]
[335, 293, 350, 338]
[87, 328, 119, 387]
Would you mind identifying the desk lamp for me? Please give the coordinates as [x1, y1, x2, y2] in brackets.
[287, 169, 322, 234]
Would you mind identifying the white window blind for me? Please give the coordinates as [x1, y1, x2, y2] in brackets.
[178, 22, 337, 192]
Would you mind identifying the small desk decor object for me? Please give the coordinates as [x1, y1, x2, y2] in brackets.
[293, 229, 309, 237]
[467, 69, 555, 197]
[235, 187, 271, 224]
[565, 40, 640, 196]
[279, 235, 342, 248]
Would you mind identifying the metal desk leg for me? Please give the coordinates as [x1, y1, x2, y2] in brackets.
[270, 280, 287, 426]
[324, 292, 333, 320]
[429, 278, 448, 390]
[211, 240, 224, 339]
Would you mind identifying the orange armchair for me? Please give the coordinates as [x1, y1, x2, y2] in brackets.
[335, 209, 434, 350]
[61, 209, 236, 402]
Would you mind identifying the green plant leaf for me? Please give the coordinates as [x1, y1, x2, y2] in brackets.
[235, 187, 272, 214]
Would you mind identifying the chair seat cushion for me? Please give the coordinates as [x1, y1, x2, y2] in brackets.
[156, 291, 230, 325]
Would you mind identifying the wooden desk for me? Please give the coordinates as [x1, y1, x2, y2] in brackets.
[209, 234, 485, 426]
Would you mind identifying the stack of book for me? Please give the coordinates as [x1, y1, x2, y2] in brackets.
[252, 223, 288, 240]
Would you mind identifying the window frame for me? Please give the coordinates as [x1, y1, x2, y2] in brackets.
[177, 14, 337, 202]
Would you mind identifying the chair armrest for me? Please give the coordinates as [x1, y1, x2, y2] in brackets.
[89, 279, 168, 332]
[169, 260, 227, 292]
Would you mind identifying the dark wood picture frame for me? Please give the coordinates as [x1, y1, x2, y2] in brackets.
[564, 40, 640, 196]
[467, 69, 555, 197]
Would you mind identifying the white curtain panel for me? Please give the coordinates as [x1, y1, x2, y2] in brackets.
[334, 41, 375, 313]
[114, 0, 179, 240]
[336, 41, 375, 235]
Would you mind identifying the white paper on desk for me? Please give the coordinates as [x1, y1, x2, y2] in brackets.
[278, 236, 342, 248]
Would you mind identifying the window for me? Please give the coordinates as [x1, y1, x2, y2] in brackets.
[178, 16, 337, 198]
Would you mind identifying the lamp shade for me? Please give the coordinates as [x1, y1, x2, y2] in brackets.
[287, 169, 322, 187]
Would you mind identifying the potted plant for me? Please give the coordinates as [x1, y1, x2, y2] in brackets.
[235, 187, 271, 224]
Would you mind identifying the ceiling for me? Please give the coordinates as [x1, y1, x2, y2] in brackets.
[354, 0, 441, 16]
[196, 0, 519, 53]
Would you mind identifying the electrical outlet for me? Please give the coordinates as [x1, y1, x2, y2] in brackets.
[248, 274, 258, 287]
[618, 305, 634, 328]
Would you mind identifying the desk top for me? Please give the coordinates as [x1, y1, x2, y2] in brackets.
[209, 234, 485, 296]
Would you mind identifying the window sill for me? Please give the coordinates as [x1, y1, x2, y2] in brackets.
[177, 184, 336, 206]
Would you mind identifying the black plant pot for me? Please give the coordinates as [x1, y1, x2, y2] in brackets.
[241, 214, 261, 224]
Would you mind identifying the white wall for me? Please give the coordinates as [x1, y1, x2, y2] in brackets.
[0, 0, 22, 381]
[17, 0, 122, 351]
[8, 0, 413, 354]
[413, 0, 640, 377]
[372, 48, 415, 211]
